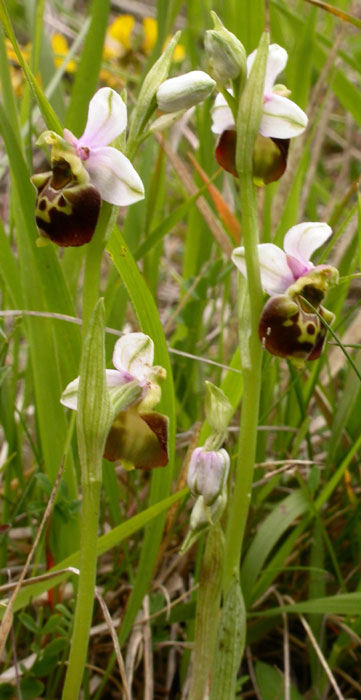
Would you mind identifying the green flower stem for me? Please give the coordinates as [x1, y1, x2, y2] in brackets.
[188, 524, 224, 700]
[223, 32, 269, 593]
[223, 174, 264, 591]
[82, 202, 114, 336]
[61, 476, 101, 700]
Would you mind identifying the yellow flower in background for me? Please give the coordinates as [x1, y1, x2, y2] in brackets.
[51, 34, 76, 73]
[107, 14, 135, 51]
[142, 17, 157, 54]
[5, 38, 30, 96]
[142, 17, 185, 62]
[165, 35, 185, 63]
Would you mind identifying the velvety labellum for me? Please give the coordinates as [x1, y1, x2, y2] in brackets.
[103, 406, 169, 469]
[31, 159, 101, 247]
[258, 294, 334, 361]
[215, 129, 289, 184]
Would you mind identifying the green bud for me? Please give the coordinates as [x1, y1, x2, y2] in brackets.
[205, 12, 247, 85]
[156, 71, 216, 113]
[205, 381, 233, 435]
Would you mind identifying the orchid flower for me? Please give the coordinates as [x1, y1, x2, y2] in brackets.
[61, 333, 168, 469]
[232, 223, 339, 363]
[63, 87, 144, 206]
[211, 44, 308, 139]
[32, 88, 144, 246]
[232, 222, 334, 296]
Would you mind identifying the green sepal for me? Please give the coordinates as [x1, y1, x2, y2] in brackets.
[77, 298, 113, 482]
[126, 31, 181, 157]
[236, 32, 269, 177]
[205, 12, 247, 88]
[204, 381, 232, 446]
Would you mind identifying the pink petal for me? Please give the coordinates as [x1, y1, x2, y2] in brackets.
[85, 146, 144, 206]
[80, 88, 127, 147]
[283, 222, 332, 265]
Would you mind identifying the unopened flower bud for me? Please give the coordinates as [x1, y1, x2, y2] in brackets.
[205, 12, 247, 85]
[156, 71, 216, 113]
[189, 490, 227, 533]
[205, 381, 232, 435]
[187, 446, 230, 505]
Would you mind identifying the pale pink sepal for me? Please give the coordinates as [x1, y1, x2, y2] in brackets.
[283, 222, 332, 265]
[85, 146, 145, 206]
[80, 87, 127, 147]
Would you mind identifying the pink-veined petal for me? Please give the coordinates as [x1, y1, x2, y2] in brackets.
[260, 93, 308, 139]
[247, 44, 288, 94]
[211, 92, 235, 134]
[80, 87, 127, 147]
[85, 146, 144, 206]
[283, 222, 332, 265]
[113, 333, 154, 382]
[232, 244, 295, 295]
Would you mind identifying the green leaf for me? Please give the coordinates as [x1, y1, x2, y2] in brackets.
[241, 490, 309, 605]
[2, 489, 187, 617]
[253, 592, 361, 617]
[126, 31, 181, 157]
[255, 661, 304, 700]
[0, 0, 62, 133]
[65, 0, 110, 134]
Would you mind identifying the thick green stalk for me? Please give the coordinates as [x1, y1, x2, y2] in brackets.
[223, 32, 269, 592]
[223, 176, 264, 590]
[210, 34, 268, 699]
[61, 478, 101, 700]
[188, 524, 224, 700]
[82, 203, 114, 336]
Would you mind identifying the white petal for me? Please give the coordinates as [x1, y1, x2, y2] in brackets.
[260, 93, 308, 138]
[113, 333, 154, 381]
[283, 222, 332, 264]
[60, 376, 80, 410]
[232, 244, 295, 296]
[211, 93, 235, 134]
[247, 44, 287, 95]
[60, 370, 126, 411]
[85, 146, 144, 206]
[80, 88, 127, 147]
